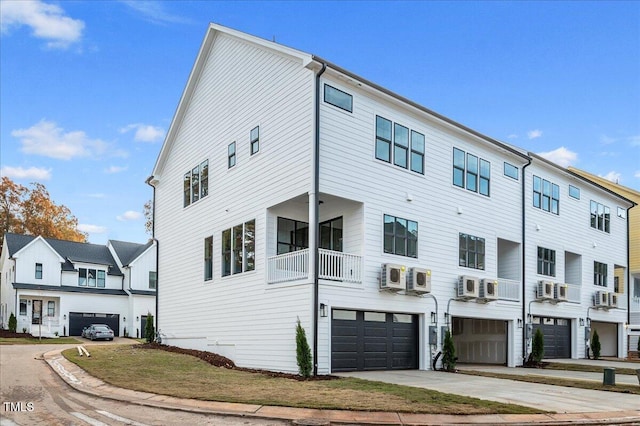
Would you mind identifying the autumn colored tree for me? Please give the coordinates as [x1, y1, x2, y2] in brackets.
[144, 199, 153, 236]
[0, 177, 87, 252]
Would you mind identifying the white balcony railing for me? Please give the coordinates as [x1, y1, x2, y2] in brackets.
[565, 283, 581, 303]
[497, 278, 521, 301]
[267, 249, 309, 284]
[319, 248, 362, 283]
[267, 249, 362, 284]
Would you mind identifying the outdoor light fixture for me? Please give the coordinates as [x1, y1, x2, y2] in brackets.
[136, 316, 139, 322]
[430, 312, 437, 324]
[517, 318, 523, 329]
[123, 317, 126, 322]
[579, 318, 585, 326]
[63, 314, 66, 320]
[319, 303, 328, 318]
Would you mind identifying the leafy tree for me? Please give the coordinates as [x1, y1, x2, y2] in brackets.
[442, 329, 457, 372]
[144, 199, 153, 236]
[531, 328, 545, 364]
[146, 312, 155, 343]
[8, 313, 17, 333]
[295, 318, 312, 377]
[0, 177, 86, 252]
[591, 329, 601, 360]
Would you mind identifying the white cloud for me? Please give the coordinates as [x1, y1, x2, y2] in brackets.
[120, 123, 165, 143]
[0, 0, 84, 49]
[599, 171, 622, 184]
[635, 171, 640, 178]
[120, 1, 190, 24]
[536, 146, 578, 168]
[105, 165, 128, 174]
[527, 129, 543, 140]
[12, 120, 109, 160]
[78, 224, 107, 234]
[0, 165, 52, 180]
[507, 134, 518, 139]
[117, 210, 142, 221]
[600, 135, 616, 145]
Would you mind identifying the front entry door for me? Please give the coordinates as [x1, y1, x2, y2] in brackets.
[32, 300, 42, 325]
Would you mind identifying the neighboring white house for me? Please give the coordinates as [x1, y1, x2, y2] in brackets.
[0, 233, 156, 338]
[148, 23, 634, 374]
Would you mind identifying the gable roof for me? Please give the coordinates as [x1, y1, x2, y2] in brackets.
[4, 233, 124, 276]
[110, 239, 154, 267]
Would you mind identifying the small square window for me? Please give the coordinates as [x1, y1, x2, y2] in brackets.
[569, 185, 580, 200]
[617, 207, 626, 219]
[504, 162, 519, 180]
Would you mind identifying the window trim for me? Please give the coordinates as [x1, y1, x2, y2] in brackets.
[222, 220, 255, 277]
[183, 159, 209, 207]
[453, 147, 490, 196]
[533, 176, 560, 215]
[250, 126, 260, 155]
[410, 130, 425, 174]
[590, 200, 611, 233]
[47, 301, 55, 317]
[569, 185, 580, 200]
[383, 214, 418, 258]
[228, 142, 236, 168]
[149, 271, 157, 289]
[504, 162, 519, 180]
[35, 263, 42, 279]
[204, 236, 213, 281]
[459, 233, 486, 270]
[375, 116, 392, 163]
[324, 84, 353, 113]
[537, 246, 556, 277]
[594, 261, 608, 287]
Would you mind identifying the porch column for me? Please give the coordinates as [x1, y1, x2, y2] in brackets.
[308, 191, 317, 281]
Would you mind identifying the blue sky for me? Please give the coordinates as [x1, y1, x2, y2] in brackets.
[1, 0, 639, 245]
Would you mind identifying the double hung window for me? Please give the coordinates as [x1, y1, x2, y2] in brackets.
[453, 148, 490, 196]
[375, 116, 424, 174]
[222, 220, 255, 277]
[383, 214, 418, 258]
[183, 160, 208, 207]
[533, 176, 559, 214]
[537, 247, 556, 277]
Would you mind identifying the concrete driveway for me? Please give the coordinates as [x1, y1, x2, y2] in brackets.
[338, 365, 640, 414]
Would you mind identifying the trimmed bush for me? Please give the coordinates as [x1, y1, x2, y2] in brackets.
[146, 313, 155, 343]
[531, 328, 544, 364]
[8, 313, 17, 333]
[442, 329, 457, 372]
[295, 318, 312, 378]
[591, 329, 601, 360]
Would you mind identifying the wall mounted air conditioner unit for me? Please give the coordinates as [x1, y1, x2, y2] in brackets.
[555, 283, 569, 302]
[593, 290, 609, 307]
[458, 275, 479, 299]
[608, 292, 618, 308]
[380, 264, 406, 291]
[537, 280, 554, 300]
[407, 268, 431, 293]
[480, 279, 499, 300]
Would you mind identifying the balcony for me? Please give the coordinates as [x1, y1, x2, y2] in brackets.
[496, 278, 521, 301]
[267, 249, 362, 284]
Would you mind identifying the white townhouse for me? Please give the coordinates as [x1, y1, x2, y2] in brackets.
[0, 233, 156, 338]
[148, 23, 634, 374]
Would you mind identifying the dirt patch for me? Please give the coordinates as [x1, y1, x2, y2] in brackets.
[138, 342, 337, 381]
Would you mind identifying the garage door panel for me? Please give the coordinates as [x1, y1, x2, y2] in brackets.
[453, 318, 507, 364]
[69, 312, 119, 336]
[332, 310, 417, 372]
[533, 317, 570, 358]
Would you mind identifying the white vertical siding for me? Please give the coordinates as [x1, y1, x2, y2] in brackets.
[14, 239, 62, 286]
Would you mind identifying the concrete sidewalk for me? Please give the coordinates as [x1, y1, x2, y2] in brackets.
[44, 349, 640, 425]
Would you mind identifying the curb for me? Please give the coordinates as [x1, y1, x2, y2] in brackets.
[44, 349, 640, 425]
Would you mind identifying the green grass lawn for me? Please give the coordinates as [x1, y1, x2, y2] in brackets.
[62, 344, 542, 415]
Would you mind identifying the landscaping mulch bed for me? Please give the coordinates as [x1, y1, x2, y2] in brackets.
[138, 342, 337, 381]
[0, 330, 33, 338]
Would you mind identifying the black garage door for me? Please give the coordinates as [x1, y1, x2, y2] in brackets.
[331, 310, 418, 372]
[69, 312, 120, 336]
[533, 317, 570, 358]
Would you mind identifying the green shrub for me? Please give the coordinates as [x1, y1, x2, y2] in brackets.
[145, 313, 155, 343]
[637, 336, 640, 358]
[591, 329, 601, 360]
[531, 328, 544, 364]
[442, 329, 457, 372]
[295, 318, 312, 378]
[8, 313, 17, 333]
